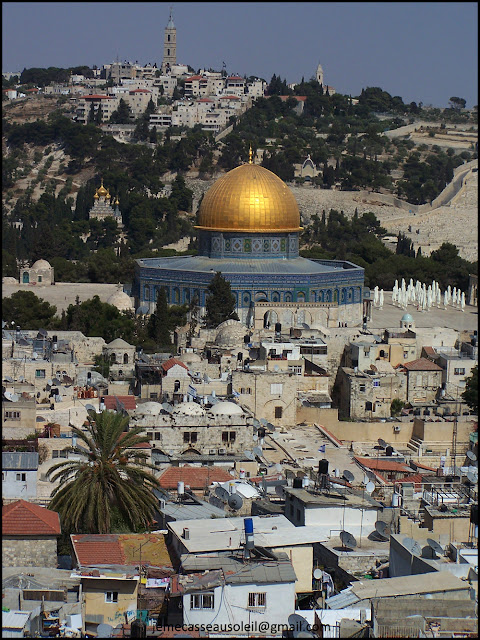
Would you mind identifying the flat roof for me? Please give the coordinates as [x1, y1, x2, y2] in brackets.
[168, 514, 327, 552]
[284, 487, 382, 509]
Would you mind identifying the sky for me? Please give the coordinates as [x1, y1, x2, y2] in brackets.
[2, 2, 478, 108]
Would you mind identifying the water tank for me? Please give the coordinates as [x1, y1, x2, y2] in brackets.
[293, 477, 303, 488]
[391, 492, 401, 507]
[177, 481, 185, 497]
[275, 322, 282, 333]
[130, 618, 146, 638]
[302, 477, 310, 488]
[183, 527, 190, 539]
[239, 469, 246, 479]
[244, 518, 254, 549]
[318, 459, 329, 475]
[386, 445, 394, 457]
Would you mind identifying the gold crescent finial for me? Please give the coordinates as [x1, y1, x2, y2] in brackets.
[248, 145, 253, 164]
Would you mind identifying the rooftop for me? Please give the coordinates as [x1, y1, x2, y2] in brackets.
[158, 465, 233, 490]
[71, 533, 174, 569]
[284, 487, 383, 509]
[3, 500, 61, 536]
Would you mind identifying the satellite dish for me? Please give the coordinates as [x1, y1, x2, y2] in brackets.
[38, 328, 48, 337]
[266, 422, 275, 432]
[302, 323, 310, 330]
[403, 537, 421, 555]
[275, 463, 282, 472]
[162, 403, 174, 414]
[18, 338, 29, 346]
[378, 438, 387, 448]
[47, 379, 53, 386]
[207, 395, 218, 405]
[426, 538, 444, 555]
[340, 530, 357, 549]
[273, 365, 280, 372]
[85, 403, 96, 412]
[375, 521, 391, 539]
[253, 446, 263, 458]
[271, 431, 280, 440]
[466, 471, 477, 483]
[252, 434, 258, 441]
[243, 450, 255, 461]
[253, 418, 261, 429]
[10, 393, 19, 402]
[466, 450, 477, 462]
[96, 624, 113, 638]
[215, 486, 229, 501]
[313, 568, 322, 580]
[32, 352, 38, 359]
[275, 485, 285, 497]
[342, 469, 355, 483]
[228, 493, 243, 510]
[3, 376, 14, 383]
[363, 474, 370, 485]
[4, 391, 14, 401]
[366, 481, 375, 494]
[53, 378, 62, 386]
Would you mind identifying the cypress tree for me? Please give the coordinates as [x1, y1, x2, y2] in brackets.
[204, 272, 239, 328]
[147, 287, 173, 348]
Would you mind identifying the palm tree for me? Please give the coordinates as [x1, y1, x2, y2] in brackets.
[47, 410, 160, 534]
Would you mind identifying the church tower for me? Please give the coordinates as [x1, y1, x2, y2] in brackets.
[315, 63, 324, 86]
[161, 8, 176, 74]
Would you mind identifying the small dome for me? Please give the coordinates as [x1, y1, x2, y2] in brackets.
[3, 276, 18, 284]
[105, 191, 111, 200]
[31, 259, 52, 270]
[106, 337, 133, 349]
[107, 290, 134, 311]
[180, 352, 201, 364]
[401, 313, 414, 323]
[94, 192, 99, 200]
[173, 401, 205, 416]
[97, 181, 108, 197]
[135, 401, 162, 416]
[209, 401, 243, 416]
[215, 319, 246, 347]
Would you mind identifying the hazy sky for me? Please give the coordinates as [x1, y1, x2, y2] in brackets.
[2, 2, 478, 108]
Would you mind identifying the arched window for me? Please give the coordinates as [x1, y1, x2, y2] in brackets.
[168, 34, 171, 42]
[297, 292, 306, 303]
[167, 49, 170, 56]
[333, 289, 338, 303]
[110, 353, 117, 364]
[173, 287, 180, 304]
[145, 285, 150, 301]
[123, 353, 129, 364]
[365, 401, 373, 411]
[271, 291, 280, 302]
[284, 292, 292, 303]
[183, 288, 190, 304]
[22, 272, 30, 284]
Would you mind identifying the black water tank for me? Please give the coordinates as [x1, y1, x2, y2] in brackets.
[258, 428, 266, 439]
[244, 335, 250, 344]
[130, 618, 146, 638]
[386, 445, 394, 457]
[318, 459, 329, 475]
[471, 504, 478, 525]
[293, 477, 303, 488]
[275, 322, 282, 333]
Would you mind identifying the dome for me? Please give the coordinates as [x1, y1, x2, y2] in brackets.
[173, 401, 205, 416]
[3, 276, 18, 284]
[135, 401, 162, 416]
[106, 337, 133, 349]
[196, 163, 301, 233]
[32, 259, 51, 270]
[107, 290, 134, 311]
[401, 313, 414, 323]
[215, 320, 247, 347]
[179, 352, 201, 364]
[96, 182, 108, 197]
[209, 401, 244, 416]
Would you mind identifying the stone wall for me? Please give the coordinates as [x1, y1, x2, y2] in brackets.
[3, 536, 58, 567]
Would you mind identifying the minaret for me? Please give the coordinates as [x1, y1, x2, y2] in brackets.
[161, 7, 177, 74]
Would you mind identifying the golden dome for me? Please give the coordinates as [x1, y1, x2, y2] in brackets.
[93, 192, 99, 200]
[196, 163, 301, 232]
[105, 190, 111, 200]
[96, 180, 108, 197]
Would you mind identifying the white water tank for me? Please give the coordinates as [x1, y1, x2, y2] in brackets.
[177, 481, 185, 497]
[391, 492, 401, 507]
[239, 469, 246, 479]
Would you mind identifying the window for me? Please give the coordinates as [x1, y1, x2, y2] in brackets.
[38, 275, 42, 282]
[222, 431, 236, 443]
[154, 432, 162, 441]
[248, 592, 266, 609]
[147, 432, 154, 441]
[270, 383, 283, 395]
[5, 411, 20, 420]
[35, 369, 46, 378]
[190, 593, 214, 609]
[288, 366, 302, 375]
[454, 368, 465, 375]
[373, 380, 380, 387]
[275, 406, 283, 419]
[105, 591, 118, 603]
[16, 473, 26, 482]
[359, 384, 366, 393]
[150, 392, 158, 399]
[184, 432, 198, 443]
[52, 450, 68, 458]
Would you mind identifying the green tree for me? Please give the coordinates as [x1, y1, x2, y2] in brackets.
[462, 365, 478, 414]
[109, 98, 132, 124]
[2, 290, 58, 329]
[47, 410, 160, 533]
[147, 287, 175, 349]
[204, 272, 239, 328]
[390, 398, 405, 416]
[449, 97, 466, 110]
[64, 295, 135, 343]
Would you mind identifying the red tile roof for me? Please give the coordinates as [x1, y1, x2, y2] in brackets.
[129, 89, 151, 93]
[219, 95, 240, 100]
[3, 500, 61, 536]
[185, 75, 203, 81]
[71, 534, 126, 566]
[403, 357, 443, 371]
[354, 457, 412, 473]
[82, 94, 115, 100]
[103, 395, 137, 411]
[394, 473, 424, 487]
[422, 346, 437, 358]
[161, 358, 189, 373]
[158, 465, 232, 490]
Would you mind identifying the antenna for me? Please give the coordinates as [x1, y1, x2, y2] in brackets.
[227, 493, 243, 510]
[340, 530, 357, 550]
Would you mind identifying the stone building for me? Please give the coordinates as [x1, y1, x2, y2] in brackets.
[88, 180, 123, 226]
[102, 337, 136, 379]
[401, 357, 444, 405]
[20, 259, 54, 286]
[128, 400, 254, 469]
[2, 500, 61, 568]
[2, 452, 39, 501]
[161, 9, 177, 74]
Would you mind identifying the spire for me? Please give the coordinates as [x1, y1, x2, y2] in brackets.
[167, 5, 175, 28]
[248, 145, 253, 164]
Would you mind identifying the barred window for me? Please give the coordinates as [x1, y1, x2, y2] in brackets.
[190, 593, 214, 609]
[248, 592, 266, 608]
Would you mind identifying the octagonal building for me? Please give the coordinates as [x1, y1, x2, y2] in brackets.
[132, 154, 366, 328]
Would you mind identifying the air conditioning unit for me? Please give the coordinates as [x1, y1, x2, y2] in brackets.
[218, 448, 227, 455]
[393, 425, 401, 432]
[209, 449, 216, 455]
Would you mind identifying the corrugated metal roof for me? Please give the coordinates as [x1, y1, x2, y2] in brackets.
[2, 610, 31, 629]
[325, 588, 359, 609]
[2, 452, 39, 470]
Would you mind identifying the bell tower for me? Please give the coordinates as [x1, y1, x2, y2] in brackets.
[162, 7, 177, 74]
